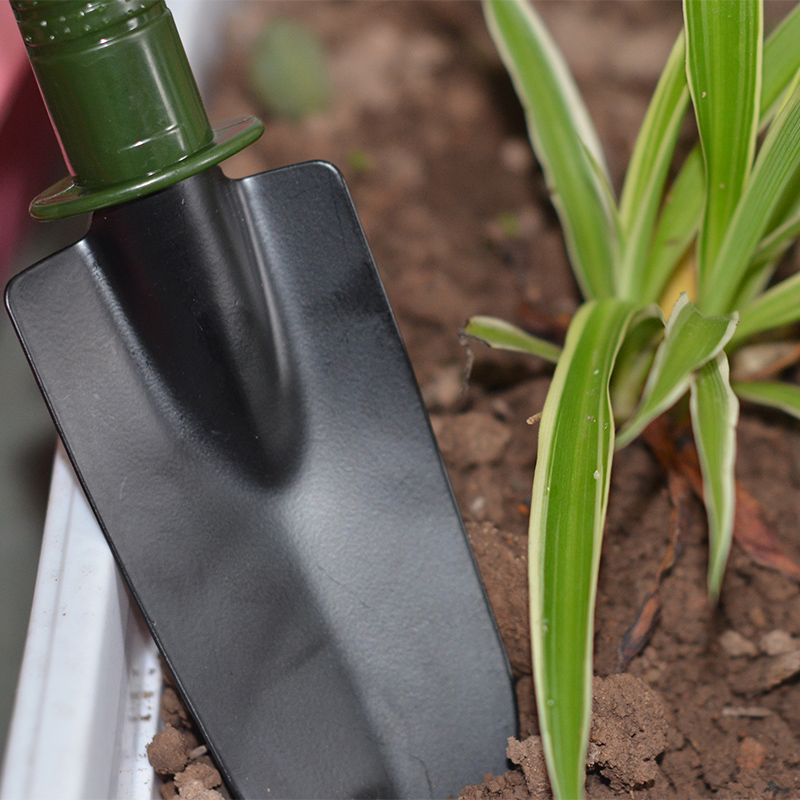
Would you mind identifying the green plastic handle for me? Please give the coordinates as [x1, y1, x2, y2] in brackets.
[12, 0, 264, 219]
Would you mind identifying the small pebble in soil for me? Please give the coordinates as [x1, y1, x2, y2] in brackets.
[719, 629, 759, 658]
[736, 737, 769, 772]
[759, 629, 798, 656]
[499, 138, 534, 175]
[422, 364, 465, 410]
[763, 650, 800, 690]
[730, 648, 800, 693]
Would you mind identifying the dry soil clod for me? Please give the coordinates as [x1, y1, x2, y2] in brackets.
[146, 725, 189, 776]
[459, 675, 668, 799]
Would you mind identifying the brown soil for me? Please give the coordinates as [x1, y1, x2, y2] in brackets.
[152, 2, 800, 797]
[149, 669, 228, 799]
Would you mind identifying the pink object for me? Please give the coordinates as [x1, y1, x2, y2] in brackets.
[0, 0, 60, 279]
[0, 1, 28, 128]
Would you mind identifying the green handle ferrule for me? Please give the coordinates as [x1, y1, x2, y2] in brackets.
[12, 0, 263, 219]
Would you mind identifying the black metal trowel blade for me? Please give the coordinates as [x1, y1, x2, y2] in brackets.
[6, 163, 516, 799]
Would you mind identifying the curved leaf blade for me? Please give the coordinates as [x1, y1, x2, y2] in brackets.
[732, 270, 800, 345]
[464, 315, 562, 363]
[617, 294, 737, 448]
[610, 306, 666, 423]
[734, 379, 800, 420]
[529, 299, 636, 800]
[618, 33, 690, 301]
[736, 208, 800, 304]
[483, 0, 617, 300]
[690, 353, 739, 599]
[642, 148, 704, 305]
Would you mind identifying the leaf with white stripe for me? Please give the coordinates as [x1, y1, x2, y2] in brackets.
[464, 316, 562, 363]
[642, 4, 800, 306]
[734, 379, 800, 420]
[684, 0, 762, 279]
[690, 353, 739, 599]
[702, 84, 800, 314]
[529, 299, 636, 800]
[732, 269, 800, 345]
[760, 1, 800, 127]
[616, 294, 737, 449]
[684, 0, 763, 295]
[483, 0, 617, 300]
[641, 148, 704, 305]
[618, 33, 690, 301]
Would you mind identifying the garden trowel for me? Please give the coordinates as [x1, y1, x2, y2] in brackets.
[5, 2, 516, 798]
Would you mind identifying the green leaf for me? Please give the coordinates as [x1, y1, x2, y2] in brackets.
[724, 4, 800, 309]
[760, 1, 800, 127]
[618, 33, 690, 302]
[702, 83, 800, 315]
[734, 379, 800, 420]
[610, 306, 666, 423]
[642, 3, 800, 306]
[727, 199, 800, 313]
[616, 294, 738, 449]
[464, 316, 562, 363]
[733, 158, 800, 314]
[580, 141, 625, 262]
[731, 131, 800, 311]
[754, 214, 800, 261]
[760, 184, 800, 259]
[750, 209, 800, 275]
[728, 246, 792, 317]
[641, 147, 704, 305]
[529, 299, 636, 800]
[690, 353, 739, 599]
[483, 0, 617, 300]
[684, 0, 763, 294]
[248, 18, 332, 120]
[732, 269, 800, 345]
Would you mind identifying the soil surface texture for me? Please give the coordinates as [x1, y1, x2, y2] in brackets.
[151, 2, 800, 797]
